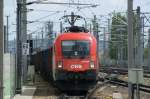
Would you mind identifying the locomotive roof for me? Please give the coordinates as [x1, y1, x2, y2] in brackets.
[56, 32, 96, 41]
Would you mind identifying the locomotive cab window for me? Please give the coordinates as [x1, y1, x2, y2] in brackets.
[62, 40, 90, 58]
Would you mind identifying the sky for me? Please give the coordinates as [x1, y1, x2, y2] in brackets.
[4, 0, 150, 40]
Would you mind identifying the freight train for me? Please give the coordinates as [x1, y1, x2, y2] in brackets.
[31, 13, 100, 91]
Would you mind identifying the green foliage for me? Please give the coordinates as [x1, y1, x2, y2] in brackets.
[109, 12, 127, 60]
[109, 12, 139, 60]
[144, 48, 149, 59]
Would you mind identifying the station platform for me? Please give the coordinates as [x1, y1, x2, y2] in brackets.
[13, 84, 36, 99]
[13, 74, 60, 99]
[13, 73, 38, 99]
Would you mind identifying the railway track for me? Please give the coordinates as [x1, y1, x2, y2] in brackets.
[58, 72, 150, 99]
[100, 66, 150, 78]
[32, 72, 150, 99]
[98, 72, 150, 93]
[32, 73, 111, 99]
[108, 78, 150, 93]
[32, 74, 61, 99]
[33, 74, 101, 99]
[57, 80, 110, 99]
[59, 94, 85, 99]
[85, 80, 111, 99]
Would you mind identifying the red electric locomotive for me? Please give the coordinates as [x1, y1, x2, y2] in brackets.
[53, 32, 99, 91]
[32, 13, 100, 92]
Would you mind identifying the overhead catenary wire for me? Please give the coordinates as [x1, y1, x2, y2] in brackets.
[27, 1, 98, 6]
[27, 0, 100, 39]
[27, 11, 61, 24]
[28, 9, 62, 12]
[27, 10, 70, 33]
[27, 5, 72, 25]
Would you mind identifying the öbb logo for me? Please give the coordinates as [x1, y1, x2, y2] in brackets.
[71, 64, 82, 69]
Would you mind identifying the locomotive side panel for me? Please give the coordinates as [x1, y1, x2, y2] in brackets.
[31, 48, 53, 81]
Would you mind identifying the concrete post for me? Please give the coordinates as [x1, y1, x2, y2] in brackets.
[4, 25, 7, 53]
[16, 0, 22, 94]
[103, 27, 106, 66]
[136, 6, 143, 99]
[148, 29, 150, 66]
[21, 0, 27, 83]
[136, 6, 143, 67]
[6, 16, 9, 52]
[0, 0, 4, 98]
[127, 0, 134, 98]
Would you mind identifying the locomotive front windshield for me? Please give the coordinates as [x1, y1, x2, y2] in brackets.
[62, 40, 90, 58]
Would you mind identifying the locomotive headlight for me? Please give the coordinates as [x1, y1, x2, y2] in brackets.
[57, 61, 63, 68]
[90, 61, 95, 68]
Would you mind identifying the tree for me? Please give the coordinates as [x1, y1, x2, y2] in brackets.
[144, 47, 149, 59]
[109, 12, 127, 60]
